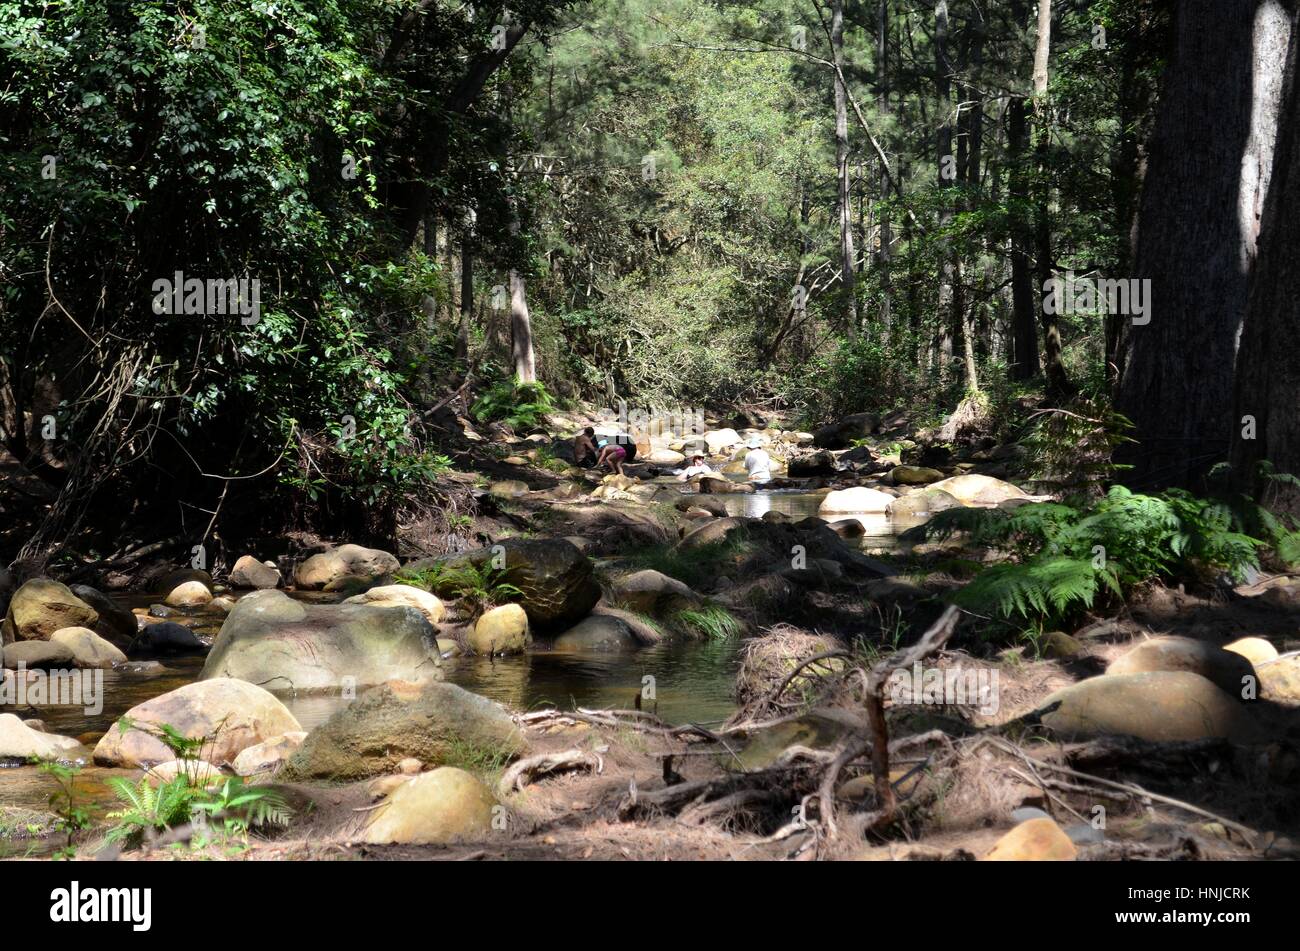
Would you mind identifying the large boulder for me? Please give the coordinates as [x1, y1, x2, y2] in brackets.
[3, 579, 98, 642]
[50, 627, 127, 669]
[0, 714, 90, 763]
[93, 678, 302, 767]
[611, 569, 701, 616]
[69, 585, 137, 645]
[926, 474, 1029, 506]
[787, 451, 838, 477]
[1036, 671, 1256, 743]
[343, 584, 445, 627]
[1257, 655, 1300, 703]
[813, 412, 880, 449]
[362, 767, 498, 845]
[674, 516, 750, 551]
[2, 640, 75, 669]
[281, 681, 526, 782]
[228, 555, 282, 590]
[703, 428, 742, 454]
[408, 538, 600, 630]
[647, 448, 686, 466]
[890, 465, 945, 485]
[231, 731, 308, 777]
[552, 615, 640, 652]
[887, 488, 961, 520]
[130, 620, 206, 656]
[819, 486, 895, 514]
[200, 589, 440, 691]
[1107, 636, 1256, 697]
[983, 818, 1077, 861]
[1224, 637, 1279, 667]
[468, 604, 531, 656]
[165, 580, 213, 607]
[293, 544, 400, 590]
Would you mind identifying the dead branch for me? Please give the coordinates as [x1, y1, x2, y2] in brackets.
[815, 605, 962, 841]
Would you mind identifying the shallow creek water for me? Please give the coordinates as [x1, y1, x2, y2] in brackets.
[0, 488, 919, 852]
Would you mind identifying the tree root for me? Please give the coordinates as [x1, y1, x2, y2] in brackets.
[497, 749, 604, 797]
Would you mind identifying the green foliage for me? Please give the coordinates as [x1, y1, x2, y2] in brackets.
[104, 718, 291, 850]
[1022, 399, 1136, 496]
[104, 776, 201, 847]
[671, 604, 743, 640]
[471, 378, 556, 432]
[911, 485, 1270, 632]
[31, 758, 91, 859]
[396, 560, 523, 615]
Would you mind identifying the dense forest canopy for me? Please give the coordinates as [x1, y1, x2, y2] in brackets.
[1, 0, 1298, 567]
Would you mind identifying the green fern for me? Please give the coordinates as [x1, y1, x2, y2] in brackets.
[924, 484, 1270, 634]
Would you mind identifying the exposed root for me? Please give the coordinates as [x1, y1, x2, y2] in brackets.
[497, 749, 605, 797]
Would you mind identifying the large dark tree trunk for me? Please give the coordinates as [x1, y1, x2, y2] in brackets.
[1234, 17, 1300, 515]
[1118, 0, 1293, 490]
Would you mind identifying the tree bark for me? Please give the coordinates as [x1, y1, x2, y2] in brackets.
[935, 1, 956, 380]
[1032, 0, 1070, 401]
[1233, 14, 1300, 514]
[1007, 94, 1040, 381]
[1119, 0, 1293, 489]
[876, 0, 893, 341]
[510, 270, 537, 384]
[455, 236, 474, 366]
[831, 0, 859, 337]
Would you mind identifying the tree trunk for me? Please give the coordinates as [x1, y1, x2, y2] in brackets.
[455, 237, 473, 366]
[1031, 0, 1070, 401]
[876, 0, 893, 340]
[1007, 94, 1040, 381]
[1119, 0, 1293, 489]
[831, 0, 859, 337]
[510, 270, 537, 384]
[1234, 14, 1300, 514]
[935, 0, 956, 381]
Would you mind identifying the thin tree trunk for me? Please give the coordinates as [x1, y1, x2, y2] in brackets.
[832, 0, 859, 337]
[455, 237, 473, 366]
[1032, 0, 1070, 401]
[876, 0, 893, 341]
[509, 270, 536, 384]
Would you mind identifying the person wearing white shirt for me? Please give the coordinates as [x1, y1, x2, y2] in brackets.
[676, 453, 714, 481]
[742, 436, 772, 484]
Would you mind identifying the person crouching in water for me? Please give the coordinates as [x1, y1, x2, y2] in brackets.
[676, 453, 713, 482]
[597, 440, 629, 476]
[742, 436, 772, 484]
[573, 427, 599, 468]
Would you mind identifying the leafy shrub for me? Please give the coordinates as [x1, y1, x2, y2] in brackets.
[396, 561, 523, 616]
[103, 718, 291, 850]
[910, 485, 1269, 632]
[471, 378, 556, 432]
